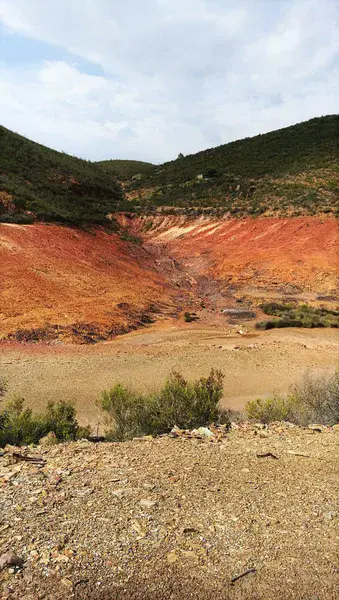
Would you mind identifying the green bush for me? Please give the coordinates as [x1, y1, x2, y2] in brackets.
[100, 384, 150, 442]
[0, 396, 46, 447]
[246, 371, 339, 425]
[0, 397, 90, 447]
[246, 395, 298, 424]
[100, 369, 225, 441]
[257, 303, 339, 329]
[43, 400, 80, 441]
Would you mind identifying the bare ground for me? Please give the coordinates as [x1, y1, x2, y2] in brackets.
[1, 424, 338, 600]
[1, 325, 338, 429]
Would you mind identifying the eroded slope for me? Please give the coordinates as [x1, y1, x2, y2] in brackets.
[1, 216, 337, 342]
[124, 214, 338, 298]
[0, 224, 184, 342]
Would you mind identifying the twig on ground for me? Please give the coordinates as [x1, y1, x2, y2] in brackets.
[231, 568, 256, 584]
[12, 453, 46, 464]
[256, 452, 278, 459]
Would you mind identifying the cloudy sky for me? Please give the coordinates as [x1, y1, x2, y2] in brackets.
[0, 0, 338, 163]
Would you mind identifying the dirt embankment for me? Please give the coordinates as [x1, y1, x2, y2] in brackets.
[121, 214, 339, 298]
[0, 224, 186, 342]
[0, 216, 338, 341]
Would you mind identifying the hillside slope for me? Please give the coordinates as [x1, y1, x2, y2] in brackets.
[97, 159, 156, 180]
[126, 115, 339, 215]
[1, 215, 337, 342]
[0, 126, 124, 225]
[0, 223, 184, 342]
[123, 214, 338, 297]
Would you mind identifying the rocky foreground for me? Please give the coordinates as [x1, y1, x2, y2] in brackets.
[1, 424, 338, 600]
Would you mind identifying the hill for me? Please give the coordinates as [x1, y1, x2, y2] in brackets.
[125, 115, 339, 216]
[97, 159, 156, 180]
[0, 126, 124, 225]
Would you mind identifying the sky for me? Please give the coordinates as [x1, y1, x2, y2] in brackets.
[0, 0, 338, 163]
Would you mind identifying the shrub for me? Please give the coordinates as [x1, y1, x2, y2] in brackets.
[0, 397, 89, 447]
[43, 400, 79, 441]
[246, 371, 339, 425]
[100, 369, 225, 441]
[120, 231, 143, 244]
[246, 395, 298, 424]
[150, 370, 224, 434]
[100, 384, 150, 442]
[257, 303, 339, 329]
[291, 371, 339, 425]
[0, 396, 46, 447]
[0, 376, 7, 399]
[184, 312, 199, 323]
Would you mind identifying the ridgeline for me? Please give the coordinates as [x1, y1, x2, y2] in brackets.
[124, 115, 339, 216]
[1, 115, 338, 224]
[0, 126, 124, 225]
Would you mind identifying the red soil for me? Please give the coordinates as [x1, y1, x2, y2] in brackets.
[1, 217, 337, 340]
[126, 215, 338, 296]
[0, 223, 176, 340]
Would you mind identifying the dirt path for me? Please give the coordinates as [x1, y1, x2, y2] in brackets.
[1, 326, 338, 429]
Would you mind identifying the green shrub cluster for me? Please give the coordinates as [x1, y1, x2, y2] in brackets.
[256, 303, 339, 329]
[0, 126, 123, 225]
[246, 371, 339, 425]
[97, 159, 155, 180]
[0, 395, 90, 447]
[99, 370, 225, 441]
[126, 115, 338, 214]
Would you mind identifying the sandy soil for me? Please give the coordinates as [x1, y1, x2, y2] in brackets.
[1, 325, 338, 429]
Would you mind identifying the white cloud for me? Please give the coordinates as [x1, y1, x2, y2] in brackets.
[0, 0, 338, 162]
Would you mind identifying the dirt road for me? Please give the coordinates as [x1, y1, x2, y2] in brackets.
[1, 325, 338, 429]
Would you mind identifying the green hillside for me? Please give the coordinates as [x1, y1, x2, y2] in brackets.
[0, 127, 124, 225]
[126, 115, 339, 216]
[97, 159, 155, 180]
[1, 116, 338, 224]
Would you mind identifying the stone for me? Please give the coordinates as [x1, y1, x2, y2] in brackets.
[0, 552, 24, 571]
[39, 432, 58, 447]
[140, 498, 156, 509]
[196, 427, 214, 438]
[167, 551, 178, 564]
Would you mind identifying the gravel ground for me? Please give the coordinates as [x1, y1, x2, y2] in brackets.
[1, 424, 338, 600]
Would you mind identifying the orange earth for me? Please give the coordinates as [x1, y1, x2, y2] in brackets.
[0, 216, 338, 341]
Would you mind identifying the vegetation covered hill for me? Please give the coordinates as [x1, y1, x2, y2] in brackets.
[1, 116, 337, 224]
[0, 126, 125, 225]
[97, 159, 155, 180]
[125, 115, 339, 216]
